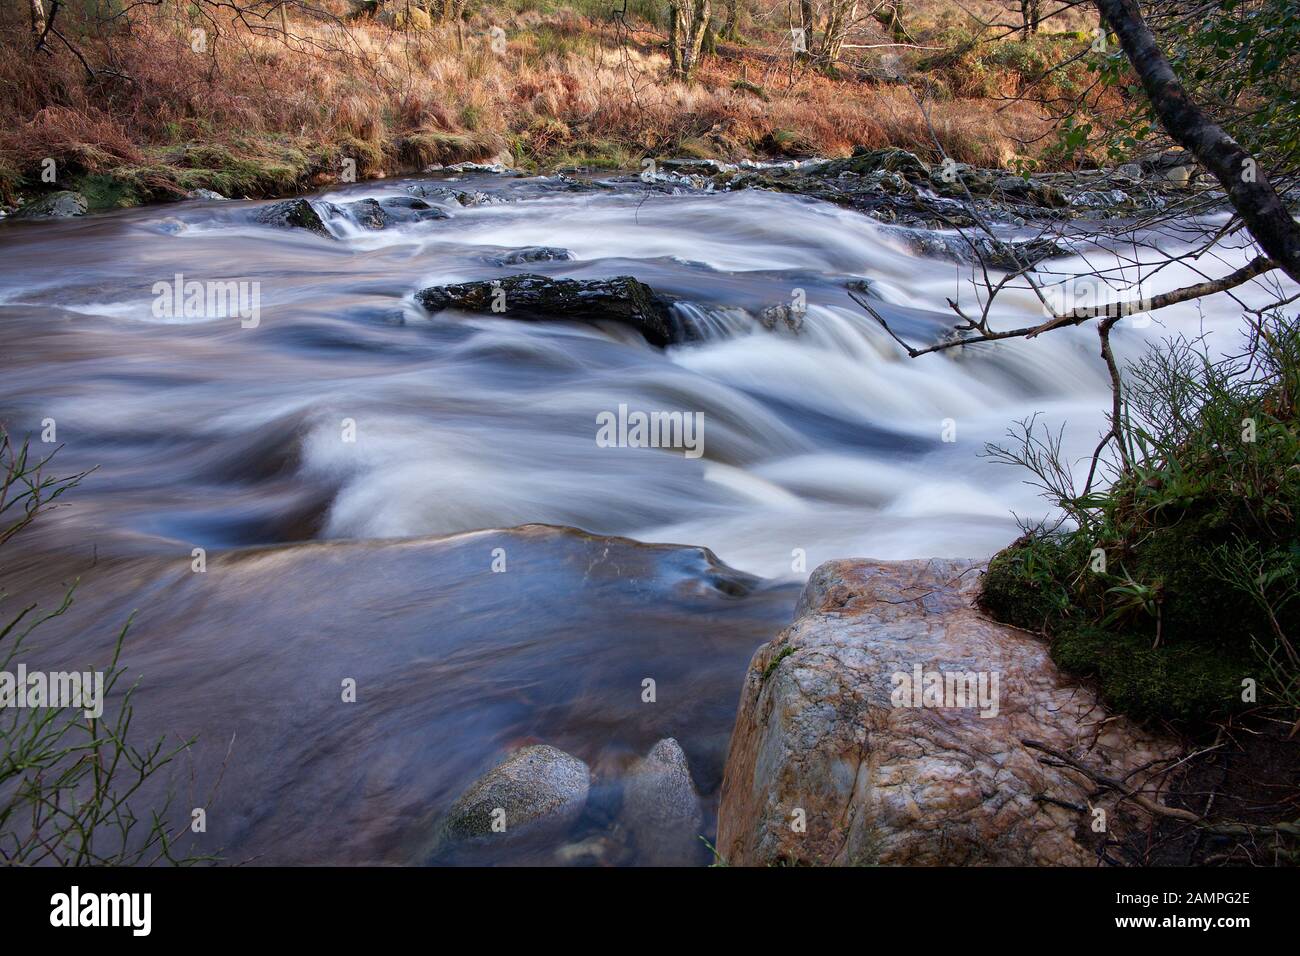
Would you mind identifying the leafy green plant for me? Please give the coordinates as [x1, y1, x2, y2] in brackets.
[1101, 569, 1162, 629]
[980, 312, 1300, 724]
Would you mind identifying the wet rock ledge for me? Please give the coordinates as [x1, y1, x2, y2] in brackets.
[717, 558, 1177, 866]
[416, 274, 680, 347]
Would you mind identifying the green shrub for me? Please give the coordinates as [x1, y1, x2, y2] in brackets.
[979, 314, 1300, 725]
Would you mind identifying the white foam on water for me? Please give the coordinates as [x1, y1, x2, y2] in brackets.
[2, 179, 1292, 577]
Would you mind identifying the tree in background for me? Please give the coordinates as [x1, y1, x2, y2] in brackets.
[27, 0, 46, 41]
[859, 0, 1299, 360]
[797, 0, 814, 60]
[1095, 0, 1300, 283]
[668, 0, 712, 79]
[719, 0, 740, 40]
[871, 0, 910, 45]
[435, 0, 467, 22]
[820, 0, 857, 65]
[1019, 0, 1041, 38]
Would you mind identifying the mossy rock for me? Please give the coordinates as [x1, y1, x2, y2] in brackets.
[70, 173, 143, 211]
[980, 527, 1264, 723]
[1130, 507, 1292, 651]
[254, 198, 335, 238]
[1051, 624, 1249, 722]
[846, 147, 930, 180]
[14, 189, 90, 219]
[979, 534, 1080, 632]
[394, 5, 432, 30]
[730, 79, 768, 101]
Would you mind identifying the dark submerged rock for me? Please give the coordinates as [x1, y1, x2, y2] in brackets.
[487, 246, 575, 266]
[416, 273, 679, 347]
[339, 196, 450, 230]
[890, 229, 1070, 269]
[621, 738, 705, 866]
[344, 198, 387, 230]
[374, 195, 449, 222]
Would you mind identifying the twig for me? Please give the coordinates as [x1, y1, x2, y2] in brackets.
[1022, 738, 1201, 821]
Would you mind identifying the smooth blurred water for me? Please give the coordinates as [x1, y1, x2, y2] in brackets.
[0, 171, 1284, 864]
[6, 172, 1270, 576]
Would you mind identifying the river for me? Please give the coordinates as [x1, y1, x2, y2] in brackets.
[0, 169, 1277, 864]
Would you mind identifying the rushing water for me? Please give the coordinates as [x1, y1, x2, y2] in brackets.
[0, 171, 1282, 864]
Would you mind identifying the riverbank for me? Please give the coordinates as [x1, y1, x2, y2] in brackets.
[1, 2, 1105, 214]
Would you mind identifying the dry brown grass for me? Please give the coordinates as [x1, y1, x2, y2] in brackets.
[0, 1, 1073, 204]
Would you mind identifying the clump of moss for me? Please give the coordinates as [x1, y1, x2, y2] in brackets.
[549, 138, 637, 170]
[1051, 625, 1249, 722]
[980, 531, 1081, 632]
[168, 140, 313, 196]
[980, 315, 1300, 726]
[761, 644, 796, 683]
[730, 79, 768, 101]
[70, 171, 148, 210]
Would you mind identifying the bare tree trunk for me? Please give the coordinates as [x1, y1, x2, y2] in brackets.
[821, 0, 856, 64]
[668, 0, 684, 77]
[721, 0, 738, 40]
[1095, 0, 1300, 283]
[668, 0, 710, 80]
[873, 2, 909, 44]
[798, 0, 813, 60]
[685, 0, 710, 75]
[1018, 0, 1041, 36]
[29, 0, 47, 41]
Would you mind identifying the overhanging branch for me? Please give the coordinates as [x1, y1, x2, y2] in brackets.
[1095, 0, 1300, 284]
[849, 255, 1282, 357]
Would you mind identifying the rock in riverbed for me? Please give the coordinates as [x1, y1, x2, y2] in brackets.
[707, 144, 1201, 229]
[440, 744, 590, 842]
[486, 246, 575, 266]
[888, 229, 1069, 269]
[416, 273, 679, 346]
[255, 196, 448, 237]
[622, 738, 705, 866]
[343, 196, 449, 228]
[255, 198, 334, 238]
[15, 190, 88, 220]
[717, 558, 1176, 866]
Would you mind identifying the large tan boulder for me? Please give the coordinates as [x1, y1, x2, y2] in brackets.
[718, 559, 1177, 866]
